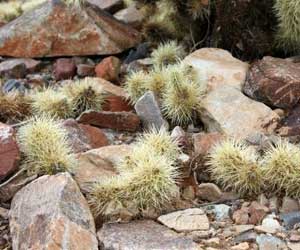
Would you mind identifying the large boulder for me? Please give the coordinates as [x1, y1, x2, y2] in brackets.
[0, 0, 140, 57]
[244, 56, 300, 109]
[9, 173, 98, 250]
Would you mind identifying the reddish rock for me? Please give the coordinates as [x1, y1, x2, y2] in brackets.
[94, 77, 128, 98]
[103, 95, 133, 112]
[193, 132, 224, 156]
[248, 201, 269, 225]
[77, 64, 95, 77]
[53, 58, 77, 80]
[278, 105, 300, 139]
[232, 208, 250, 225]
[0, 58, 41, 78]
[244, 56, 300, 109]
[79, 123, 109, 148]
[95, 56, 121, 82]
[0, 0, 140, 58]
[0, 123, 20, 181]
[77, 110, 140, 132]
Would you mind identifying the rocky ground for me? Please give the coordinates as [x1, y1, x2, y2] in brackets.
[1, 0, 300, 250]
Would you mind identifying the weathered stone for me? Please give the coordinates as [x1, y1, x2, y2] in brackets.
[233, 208, 250, 225]
[200, 85, 279, 139]
[279, 105, 300, 139]
[209, 204, 231, 221]
[0, 58, 40, 78]
[0, 0, 140, 57]
[171, 126, 189, 149]
[254, 215, 282, 234]
[74, 150, 116, 192]
[97, 220, 200, 250]
[77, 64, 95, 77]
[95, 56, 121, 82]
[193, 132, 224, 156]
[94, 77, 128, 98]
[157, 208, 210, 232]
[280, 212, 300, 230]
[9, 173, 98, 250]
[134, 91, 169, 130]
[256, 235, 286, 250]
[0, 123, 20, 181]
[114, 4, 144, 28]
[77, 110, 140, 132]
[103, 95, 133, 112]
[63, 119, 109, 153]
[183, 48, 249, 91]
[280, 197, 300, 214]
[234, 230, 257, 244]
[87, 0, 123, 13]
[53, 58, 77, 80]
[197, 183, 223, 202]
[248, 201, 269, 225]
[244, 56, 300, 109]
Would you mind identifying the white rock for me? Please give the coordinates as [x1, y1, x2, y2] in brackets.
[158, 208, 210, 232]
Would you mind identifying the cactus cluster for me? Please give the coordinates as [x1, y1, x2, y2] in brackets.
[17, 115, 76, 176]
[208, 139, 300, 198]
[124, 41, 204, 126]
[88, 128, 181, 219]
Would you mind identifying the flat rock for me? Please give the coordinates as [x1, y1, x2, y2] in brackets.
[183, 48, 249, 91]
[193, 132, 224, 156]
[9, 173, 98, 250]
[0, 0, 140, 57]
[134, 91, 169, 130]
[244, 56, 300, 109]
[256, 235, 286, 250]
[87, 0, 123, 13]
[288, 242, 300, 250]
[157, 208, 210, 232]
[200, 85, 279, 139]
[97, 220, 200, 250]
[280, 212, 300, 230]
[77, 110, 140, 132]
[254, 215, 282, 234]
[0, 58, 40, 78]
[0, 123, 20, 181]
[197, 183, 223, 202]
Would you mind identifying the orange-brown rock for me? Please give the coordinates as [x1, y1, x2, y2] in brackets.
[0, 0, 140, 58]
[95, 56, 121, 82]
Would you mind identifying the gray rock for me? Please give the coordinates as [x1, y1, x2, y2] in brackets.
[9, 173, 98, 250]
[157, 208, 210, 232]
[280, 212, 300, 230]
[0, 58, 40, 78]
[208, 204, 231, 221]
[97, 220, 200, 250]
[134, 91, 169, 130]
[234, 230, 257, 244]
[197, 183, 223, 202]
[256, 234, 286, 250]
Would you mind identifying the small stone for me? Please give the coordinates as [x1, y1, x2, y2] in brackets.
[281, 197, 300, 214]
[77, 110, 140, 132]
[290, 233, 300, 242]
[103, 95, 133, 112]
[95, 56, 121, 82]
[2, 79, 27, 93]
[193, 132, 224, 156]
[231, 242, 250, 250]
[171, 126, 189, 148]
[197, 183, 223, 202]
[231, 225, 254, 235]
[254, 215, 282, 234]
[79, 123, 109, 149]
[157, 208, 210, 232]
[203, 237, 220, 247]
[234, 231, 257, 244]
[210, 204, 231, 221]
[0, 207, 9, 220]
[257, 194, 269, 207]
[77, 64, 95, 77]
[87, 0, 123, 13]
[248, 201, 269, 225]
[134, 91, 169, 130]
[53, 58, 76, 80]
[114, 4, 144, 28]
[97, 220, 200, 250]
[256, 235, 286, 250]
[9, 173, 98, 250]
[0, 58, 40, 78]
[280, 212, 300, 230]
[94, 77, 128, 98]
[288, 242, 300, 250]
[0, 123, 20, 181]
[233, 208, 250, 225]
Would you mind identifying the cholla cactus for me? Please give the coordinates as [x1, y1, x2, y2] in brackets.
[274, 0, 300, 52]
[30, 88, 73, 119]
[208, 139, 263, 195]
[62, 77, 105, 117]
[17, 115, 76, 175]
[124, 71, 148, 104]
[0, 1, 22, 22]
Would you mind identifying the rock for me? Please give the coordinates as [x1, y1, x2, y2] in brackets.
[231, 243, 250, 250]
[203, 237, 220, 248]
[209, 204, 231, 221]
[233, 208, 250, 225]
[171, 126, 189, 149]
[134, 91, 169, 130]
[257, 194, 269, 207]
[254, 215, 282, 234]
[94, 77, 128, 98]
[158, 208, 209, 232]
[9, 173, 98, 250]
[103, 95, 133, 112]
[77, 64, 95, 77]
[197, 183, 223, 202]
[256, 235, 286, 250]
[288, 242, 300, 250]
[279, 104, 300, 138]
[0, 0, 140, 57]
[95, 56, 121, 82]
[77, 110, 140, 132]
[231, 225, 254, 235]
[124, 43, 150, 65]
[280, 197, 300, 214]
[244, 57, 300, 109]
[234, 230, 257, 244]
[200, 85, 279, 139]
[248, 201, 269, 225]
[53, 58, 77, 80]
[87, 0, 124, 13]
[84, 145, 132, 166]
[2, 79, 27, 93]
[0, 58, 40, 78]
[193, 132, 224, 156]
[74, 150, 116, 192]
[0, 123, 20, 181]
[280, 212, 300, 230]
[98, 220, 200, 250]
[290, 233, 300, 242]
[63, 119, 109, 153]
[183, 48, 249, 91]
[269, 196, 279, 213]
[114, 4, 144, 28]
